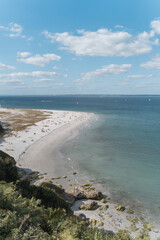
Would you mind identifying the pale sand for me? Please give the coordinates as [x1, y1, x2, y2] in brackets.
[18, 111, 93, 186]
[0, 108, 92, 164]
[0, 108, 160, 239]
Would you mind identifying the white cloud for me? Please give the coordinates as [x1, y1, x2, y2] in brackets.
[43, 19, 160, 57]
[17, 53, 61, 67]
[140, 55, 160, 69]
[127, 74, 152, 79]
[0, 79, 24, 85]
[0, 22, 24, 38]
[150, 19, 160, 35]
[17, 52, 31, 57]
[33, 78, 56, 82]
[43, 29, 153, 57]
[0, 71, 65, 80]
[74, 64, 131, 82]
[0, 62, 15, 71]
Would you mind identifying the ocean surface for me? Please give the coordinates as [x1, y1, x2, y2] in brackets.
[0, 95, 160, 224]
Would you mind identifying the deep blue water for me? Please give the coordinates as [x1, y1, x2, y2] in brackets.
[1, 95, 160, 223]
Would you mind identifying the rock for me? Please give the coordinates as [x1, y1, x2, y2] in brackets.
[65, 186, 103, 200]
[103, 204, 109, 210]
[79, 201, 98, 210]
[83, 189, 103, 200]
[45, 179, 52, 183]
[99, 204, 109, 211]
[39, 181, 75, 206]
[0, 124, 4, 133]
[100, 198, 106, 203]
[65, 187, 85, 199]
[19, 171, 39, 182]
[81, 183, 92, 187]
[77, 213, 87, 222]
[0, 150, 18, 182]
[106, 197, 111, 200]
[116, 205, 125, 211]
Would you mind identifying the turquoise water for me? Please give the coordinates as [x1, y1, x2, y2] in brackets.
[1, 95, 160, 223]
[63, 114, 160, 222]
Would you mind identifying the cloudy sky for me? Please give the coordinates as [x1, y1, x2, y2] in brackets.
[0, 0, 160, 95]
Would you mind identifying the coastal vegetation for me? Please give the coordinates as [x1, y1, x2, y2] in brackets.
[0, 109, 51, 136]
[0, 150, 156, 239]
[0, 124, 4, 134]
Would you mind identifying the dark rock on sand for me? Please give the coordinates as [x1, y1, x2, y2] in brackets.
[65, 186, 103, 200]
[79, 201, 99, 210]
[116, 205, 126, 211]
[77, 213, 87, 222]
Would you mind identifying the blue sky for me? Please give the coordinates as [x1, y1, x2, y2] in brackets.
[0, 0, 160, 95]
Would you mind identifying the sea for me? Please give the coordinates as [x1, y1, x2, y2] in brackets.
[0, 95, 160, 224]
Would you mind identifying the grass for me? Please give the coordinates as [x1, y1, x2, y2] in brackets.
[1, 109, 51, 136]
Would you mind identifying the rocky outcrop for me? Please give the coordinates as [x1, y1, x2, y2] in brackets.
[0, 150, 18, 182]
[65, 186, 103, 200]
[79, 201, 99, 210]
[39, 181, 75, 206]
[38, 182, 103, 207]
[18, 169, 40, 182]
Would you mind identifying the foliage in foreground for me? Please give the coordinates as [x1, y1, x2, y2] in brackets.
[0, 181, 134, 240]
[0, 150, 153, 239]
[0, 150, 18, 182]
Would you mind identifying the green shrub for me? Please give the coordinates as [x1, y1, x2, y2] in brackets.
[16, 180, 71, 212]
[0, 150, 18, 182]
[0, 181, 135, 240]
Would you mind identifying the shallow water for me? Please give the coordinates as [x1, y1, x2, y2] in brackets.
[1, 95, 160, 224]
[62, 115, 160, 223]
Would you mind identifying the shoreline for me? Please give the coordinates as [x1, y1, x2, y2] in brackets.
[0, 108, 93, 163]
[0, 107, 160, 239]
[18, 111, 93, 189]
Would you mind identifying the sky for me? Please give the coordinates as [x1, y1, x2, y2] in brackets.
[0, 0, 160, 95]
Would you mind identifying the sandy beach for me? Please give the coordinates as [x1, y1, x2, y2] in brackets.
[0, 107, 160, 239]
[0, 108, 92, 163]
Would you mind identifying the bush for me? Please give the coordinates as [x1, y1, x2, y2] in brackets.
[16, 180, 71, 212]
[0, 150, 18, 182]
[0, 181, 135, 240]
